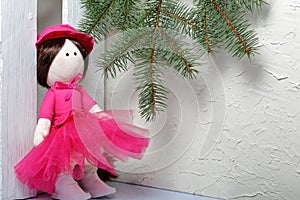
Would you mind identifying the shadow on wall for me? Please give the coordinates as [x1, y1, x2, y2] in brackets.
[211, 4, 273, 89]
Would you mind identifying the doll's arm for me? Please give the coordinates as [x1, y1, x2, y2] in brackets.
[33, 118, 51, 146]
[80, 87, 112, 119]
[33, 89, 55, 146]
[80, 87, 104, 113]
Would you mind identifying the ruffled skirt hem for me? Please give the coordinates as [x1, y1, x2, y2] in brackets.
[14, 110, 149, 194]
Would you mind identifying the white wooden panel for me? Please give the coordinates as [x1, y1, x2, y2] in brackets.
[62, 0, 83, 26]
[0, 0, 37, 199]
[63, 0, 105, 109]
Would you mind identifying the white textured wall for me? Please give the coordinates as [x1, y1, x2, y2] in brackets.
[105, 1, 300, 199]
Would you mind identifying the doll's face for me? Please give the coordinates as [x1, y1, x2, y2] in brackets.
[47, 39, 85, 87]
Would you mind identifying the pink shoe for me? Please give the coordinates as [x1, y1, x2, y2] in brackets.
[79, 173, 116, 198]
[52, 175, 91, 200]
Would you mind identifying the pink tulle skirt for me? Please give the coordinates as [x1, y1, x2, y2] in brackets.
[14, 110, 149, 194]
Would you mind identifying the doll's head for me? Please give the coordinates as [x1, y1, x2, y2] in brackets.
[36, 24, 94, 88]
[37, 38, 88, 88]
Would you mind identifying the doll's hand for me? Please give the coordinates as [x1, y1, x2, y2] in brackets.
[89, 104, 112, 120]
[89, 104, 102, 113]
[96, 112, 113, 120]
[33, 118, 51, 146]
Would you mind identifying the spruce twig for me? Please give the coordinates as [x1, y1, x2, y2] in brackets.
[87, 0, 115, 35]
[210, 0, 252, 55]
[79, 0, 266, 121]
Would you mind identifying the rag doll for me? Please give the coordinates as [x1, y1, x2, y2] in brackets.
[14, 24, 149, 200]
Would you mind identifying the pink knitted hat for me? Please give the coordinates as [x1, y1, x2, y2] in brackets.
[36, 24, 94, 53]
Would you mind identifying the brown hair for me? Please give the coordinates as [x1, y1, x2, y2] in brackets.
[37, 38, 88, 88]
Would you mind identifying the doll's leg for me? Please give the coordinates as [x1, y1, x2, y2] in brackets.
[52, 174, 91, 200]
[79, 164, 116, 198]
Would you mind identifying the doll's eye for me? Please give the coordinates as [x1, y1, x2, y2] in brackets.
[74, 52, 77, 56]
[66, 53, 69, 56]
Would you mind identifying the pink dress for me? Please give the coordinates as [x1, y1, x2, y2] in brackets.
[14, 76, 149, 194]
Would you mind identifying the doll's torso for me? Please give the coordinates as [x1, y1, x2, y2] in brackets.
[38, 83, 96, 127]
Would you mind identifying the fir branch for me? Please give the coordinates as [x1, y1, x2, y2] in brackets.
[149, 40, 157, 115]
[159, 1, 197, 38]
[98, 28, 151, 78]
[161, 9, 197, 28]
[210, 0, 252, 55]
[202, 0, 211, 53]
[203, 10, 212, 53]
[79, 0, 266, 121]
[134, 54, 168, 121]
[136, 0, 163, 119]
[124, 0, 129, 19]
[87, 0, 115, 35]
[239, 0, 267, 12]
[79, 0, 118, 41]
[157, 28, 197, 78]
[137, 81, 168, 121]
[155, 0, 163, 29]
[192, 0, 221, 53]
[117, 0, 144, 29]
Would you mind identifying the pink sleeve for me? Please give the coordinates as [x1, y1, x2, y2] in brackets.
[81, 87, 97, 110]
[38, 89, 55, 120]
